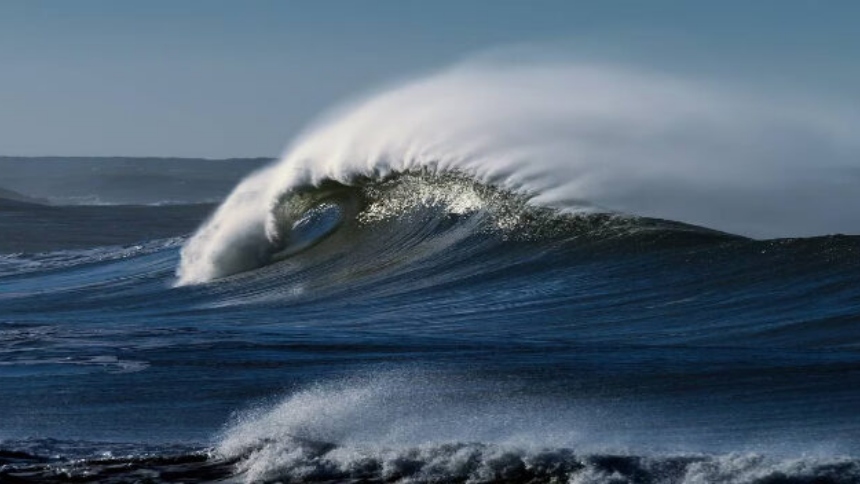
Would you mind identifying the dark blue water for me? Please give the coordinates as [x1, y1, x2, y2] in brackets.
[2, 171, 860, 483]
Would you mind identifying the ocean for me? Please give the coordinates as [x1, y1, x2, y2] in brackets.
[2, 63, 860, 483]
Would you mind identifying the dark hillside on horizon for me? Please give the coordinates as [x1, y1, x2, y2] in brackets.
[0, 186, 49, 205]
[0, 156, 272, 205]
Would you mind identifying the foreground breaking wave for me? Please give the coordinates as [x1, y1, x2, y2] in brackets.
[206, 372, 860, 483]
[4, 371, 860, 483]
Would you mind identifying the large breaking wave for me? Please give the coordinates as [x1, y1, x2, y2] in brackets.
[177, 60, 859, 285]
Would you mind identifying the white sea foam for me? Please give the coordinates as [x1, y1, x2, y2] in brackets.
[216, 370, 859, 483]
[216, 371, 617, 482]
[178, 59, 860, 284]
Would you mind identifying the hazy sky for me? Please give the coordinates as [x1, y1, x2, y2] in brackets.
[1, 1, 857, 158]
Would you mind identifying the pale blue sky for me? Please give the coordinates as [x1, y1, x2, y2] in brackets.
[1, 1, 857, 157]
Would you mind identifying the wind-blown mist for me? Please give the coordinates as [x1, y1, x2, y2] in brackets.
[178, 60, 859, 285]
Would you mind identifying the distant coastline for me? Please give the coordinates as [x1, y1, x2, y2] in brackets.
[0, 156, 272, 206]
[0, 185, 49, 206]
[0, 155, 274, 163]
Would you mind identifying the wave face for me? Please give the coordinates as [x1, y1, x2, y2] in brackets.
[178, 61, 860, 284]
[180, 168, 733, 287]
